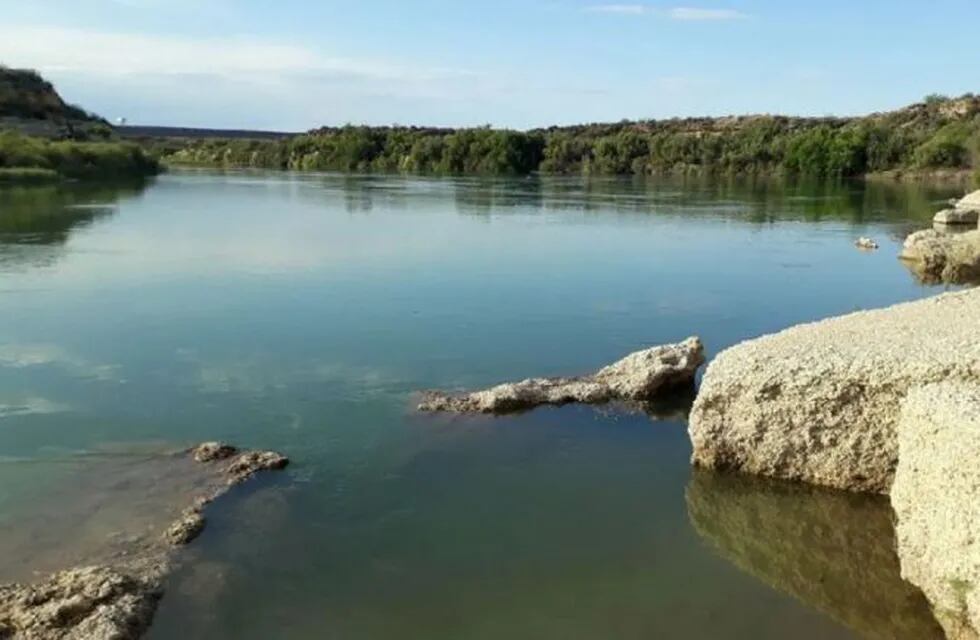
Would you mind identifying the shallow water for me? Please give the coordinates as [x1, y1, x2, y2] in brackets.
[0, 172, 961, 638]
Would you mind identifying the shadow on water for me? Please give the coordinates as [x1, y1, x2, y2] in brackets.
[686, 471, 944, 640]
[0, 178, 153, 270]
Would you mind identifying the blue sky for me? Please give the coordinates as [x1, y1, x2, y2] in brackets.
[1, 1, 978, 130]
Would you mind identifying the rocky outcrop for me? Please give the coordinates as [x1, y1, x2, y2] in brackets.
[688, 289, 980, 493]
[687, 471, 944, 639]
[0, 443, 289, 639]
[892, 383, 980, 640]
[0, 567, 161, 640]
[934, 191, 980, 226]
[901, 229, 980, 285]
[418, 337, 705, 414]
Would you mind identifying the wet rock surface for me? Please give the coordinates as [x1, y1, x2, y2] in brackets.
[0, 443, 289, 639]
[418, 337, 705, 414]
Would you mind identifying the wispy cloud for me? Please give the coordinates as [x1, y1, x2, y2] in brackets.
[585, 5, 746, 20]
[669, 7, 745, 20]
[586, 3, 649, 14]
[0, 25, 471, 83]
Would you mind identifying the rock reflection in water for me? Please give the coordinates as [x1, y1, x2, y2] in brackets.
[686, 471, 944, 640]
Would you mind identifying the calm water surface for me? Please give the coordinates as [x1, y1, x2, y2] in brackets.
[0, 172, 961, 639]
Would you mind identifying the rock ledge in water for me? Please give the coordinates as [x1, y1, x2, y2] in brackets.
[688, 289, 980, 493]
[418, 337, 705, 414]
[0, 442, 289, 639]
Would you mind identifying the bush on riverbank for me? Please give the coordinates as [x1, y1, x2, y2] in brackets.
[0, 131, 161, 181]
[155, 94, 980, 178]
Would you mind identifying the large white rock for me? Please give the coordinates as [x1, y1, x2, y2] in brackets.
[957, 189, 980, 212]
[892, 383, 980, 640]
[689, 289, 980, 493]
[901, 229, 980, 285]
[419, 337, 705, 413]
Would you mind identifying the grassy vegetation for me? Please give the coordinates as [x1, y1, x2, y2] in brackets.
[158, 94, 980, 179]
[0, 131, 161, 181]
[0, 167, 59, 183]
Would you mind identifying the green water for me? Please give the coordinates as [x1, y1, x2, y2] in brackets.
[0, 172, 959, 639]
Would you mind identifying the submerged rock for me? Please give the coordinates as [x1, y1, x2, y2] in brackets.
[900, 229, 980, 285]
[688, 289, 980, 493]
[0, 566, 161, 640]
[892, 383, 980, 640]
[418, 337, 705, 414]
[0, 442, 290, 639]
[687, 471, 944, 640]
[855, 237, 879, 250]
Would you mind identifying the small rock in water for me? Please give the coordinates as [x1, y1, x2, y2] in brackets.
[225, 451, 290, 485]
[163, 509, 206, 546]
[192, 442, 238, 463]
[419, 337, 705, 414]
[855, 237, 879, 250]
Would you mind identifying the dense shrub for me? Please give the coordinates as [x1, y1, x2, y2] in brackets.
[158, 94, 980, 178]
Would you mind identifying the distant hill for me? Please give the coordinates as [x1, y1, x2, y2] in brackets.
[0, 66, 110, 139]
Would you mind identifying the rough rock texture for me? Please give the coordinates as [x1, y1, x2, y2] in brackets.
[892, 383, 980, 640]
[687, 471, 944, 640]
[689, 289, 980, 493]
[0, 566, 161, 640]
[935, 208, 980, 226]
[418, 337, 704, 414]
[0, 443, 289, 639]
[191, 442, 238, 463]
[901, 229, 980, 285]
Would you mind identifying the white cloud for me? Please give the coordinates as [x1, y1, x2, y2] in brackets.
[0, 25, 470, 83]
[669, 7, 745, 21]
[586, 4, 650, 14]
[585, 5, 746, 20]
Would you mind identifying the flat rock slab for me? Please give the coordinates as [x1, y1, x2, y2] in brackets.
[688, 289, 980, 493]
[892, 383, 980, 640]
[418, 337, 705, 414]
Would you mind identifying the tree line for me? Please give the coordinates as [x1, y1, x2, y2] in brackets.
[156, 94, 980, 180]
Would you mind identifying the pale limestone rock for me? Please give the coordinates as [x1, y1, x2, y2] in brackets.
[689, 289, 980, 493]
[935, 208, 980, 226]
[0, 566, 161, 640]
[892, 383, 980, 640]
[958, 190, 980, 212]
[901, 229, 980, 285]
[191, 442, 238, 463]
[419, 337, 705, 414]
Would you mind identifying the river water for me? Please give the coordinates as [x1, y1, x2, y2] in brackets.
[0, 171, 961, 638]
